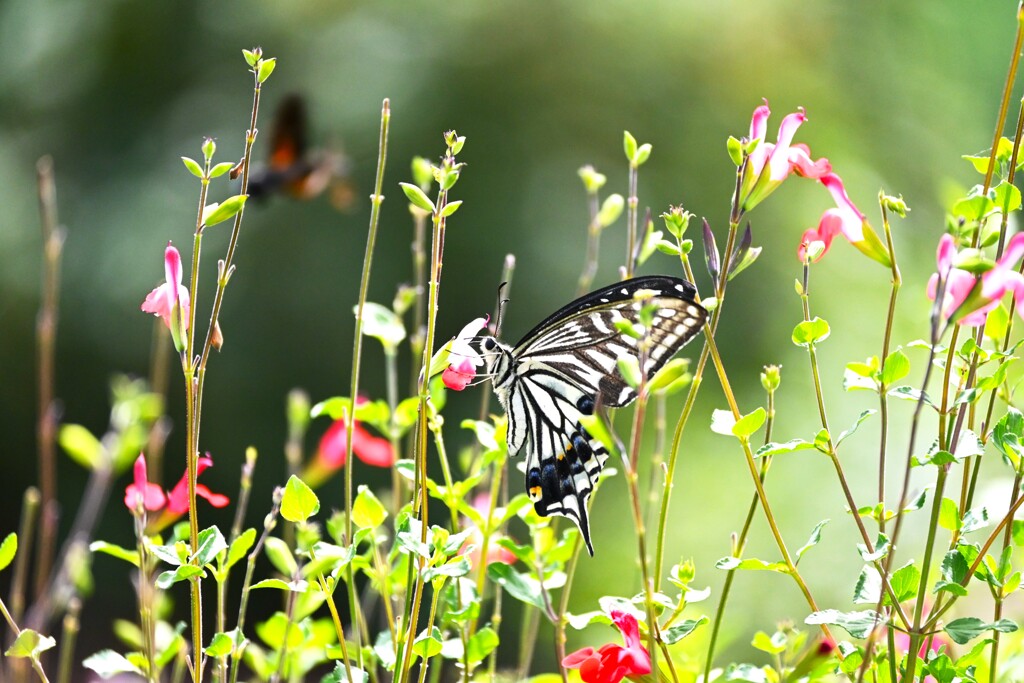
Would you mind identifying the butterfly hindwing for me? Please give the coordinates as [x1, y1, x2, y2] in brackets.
[487, 275, 707, 555]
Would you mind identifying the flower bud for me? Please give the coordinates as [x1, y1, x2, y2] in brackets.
[761, 365, 782, 392]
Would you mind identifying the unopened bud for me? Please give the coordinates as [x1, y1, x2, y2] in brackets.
[578, 165, 607, 193]
[761, 365, 782, 392]
[702, 219, 720, 283]
[211, 321, 224, 350]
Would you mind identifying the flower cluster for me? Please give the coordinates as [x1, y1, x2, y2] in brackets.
[927, 233, 1024, 326]
[562, 610, 652, 683]
[124, 453, 229, 531]
[738, 100, 890, 267]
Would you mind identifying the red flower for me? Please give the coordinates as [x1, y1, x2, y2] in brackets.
[124, 454, 166, 513]
[563, 610, 652, 683]
[301, 402, 396, 488]
[166, 455, 230, 515]
[442, 317, 489, 391]
[124, 453, 229, 531]
[141, 243, 191, 351]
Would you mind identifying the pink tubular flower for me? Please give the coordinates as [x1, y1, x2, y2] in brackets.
[562, 610, 652, 683]
[797, 173, 892, 267]
[442, 317, 489, 391]
[124, 454, 167, 513]
[739, 100, 831, 212]
[927, 233, 1024, 326]
[141, 243, 191, 352]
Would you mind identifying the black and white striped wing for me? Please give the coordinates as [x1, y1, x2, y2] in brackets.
[508, 276, 707, 554]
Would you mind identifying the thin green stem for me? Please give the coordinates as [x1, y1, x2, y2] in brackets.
[0, 596, 51, 683]
[343, 99, 391, 666]
[56, 598, 79, 683]
[625, 162, 638, 277]
[577, 184, 602, 296]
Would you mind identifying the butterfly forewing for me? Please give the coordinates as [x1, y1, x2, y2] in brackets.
[490, 276, 707, 555]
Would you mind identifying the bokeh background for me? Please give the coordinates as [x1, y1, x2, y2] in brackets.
[0, 1, 1020, 679]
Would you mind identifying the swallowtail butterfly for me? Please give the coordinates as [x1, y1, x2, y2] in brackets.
[475, 275, 707, 554]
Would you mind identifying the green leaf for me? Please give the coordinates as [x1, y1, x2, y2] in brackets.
[400, 182, 435, 213]
[413, 626, 444, 659]
[887, 562, 920, 604]
[853, 566, 881, 604]
[805, 609, 883, 639]
[985, 302, 1010, 342]
[281, 475, 320, 523]
[623, 131, 638, 161]
[732, 408, 766, 440]
[250, 578, 310, 592]
[204, 629, 242, 657]
[263, 536, 298, 576]
[352, 486, 388, 529]
[715, 557, 789, 573]
[995, 180, 1022, 213]
[943, 617, 1017, 645]
[225, 528, 256, 570]
[888, 385, 935, 407]
[880, 349, 910, 386]
[209, 162, 235, 178]
[466, 627, 499, 666]
[155, 564, 204, 589]
[5, 629, 56, 658]
[256, 57, 277, 83]
[754, 439, 816, 458]
[203, 194, 247, 227]
[993, 408, 1024, 470]
[181, 156, 203, 178]
[322, 661, 370, 683]
[616, 355, 641, 388]
[938, 497, 961, 531]
[0, 533, 16, 572]
[835, 410, 877, 448]
[795, 519, 829, 564]
[662, 616, 709, 644]
[597, 194, 625, 228]
[255, 612, 305, 650]
[194, 526, 227, 566]
[961, 506, 990, 534]
[89, 540, 140, 567]
[813, 429, 831, 454]
[59, 423, 105, 470]
[439, 200, 462, 217]
[856, 533, 890, 562]
[357, 302, 406, 350]
[487, 563, 548, 609]
[792, 317, 830, 347]
[82, 649, 143, 677]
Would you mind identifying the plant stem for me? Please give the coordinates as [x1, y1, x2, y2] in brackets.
[0, 596, 51, 683]
[10, 488, 40, 625]
[341, 98, 391, 667]
[55, 598, 79, 683]
[34, 155, 64, 604]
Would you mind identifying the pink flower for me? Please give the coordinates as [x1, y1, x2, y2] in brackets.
[141, 243, 191, 351]
[124, 454, 167, 513]
[562, 610, 652, 683]
[124, 453, 229, 531]
[166, 455, 231, 516]
[739, 101, 831, 212]
[927, 233, 1024, 326]
[301, 401, 396, 488]
[797, 173, 891, 267]
[442, 317, 489, 391]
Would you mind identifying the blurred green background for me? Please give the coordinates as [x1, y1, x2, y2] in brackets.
[0, 0, 1019, 677]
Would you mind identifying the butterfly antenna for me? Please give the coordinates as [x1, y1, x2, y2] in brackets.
[493, 281, 510, 337]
